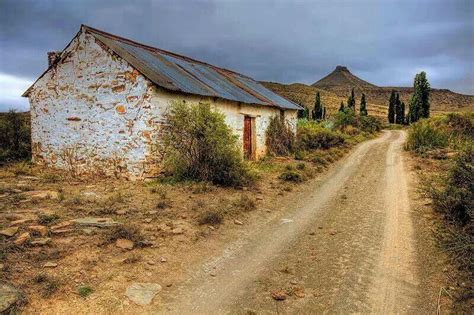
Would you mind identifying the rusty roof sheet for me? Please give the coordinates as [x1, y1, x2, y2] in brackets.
[83, 25, 300, 110]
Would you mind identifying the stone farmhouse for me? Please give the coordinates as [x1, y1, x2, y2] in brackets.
[23, 25, 301, 179]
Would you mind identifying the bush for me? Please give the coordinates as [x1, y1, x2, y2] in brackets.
[0, 110, 31, 163]
[425, 146, 473, 224]
[406, 119, 449, 153]
[105, 224, 144, 244]
[297, 121, 345, 150]
[265, 115, 295, 156]
[279, 170, 303, 182]
[160, 101, 252, 187]
[198, 210, 223, 225]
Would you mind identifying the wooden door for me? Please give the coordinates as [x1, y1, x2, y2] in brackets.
[243, 116, 252, 160]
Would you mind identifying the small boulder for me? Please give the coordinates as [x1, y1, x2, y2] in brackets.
[14, 232, 30, 246]
[271, 289, 287, 301]
[116, 238, 134, 250]
[125, 283, 162, 305]
[160, 257, 167, 263]
[0, 284, 24, 314]
[72, 217, 119, 228]
[23, 190, 59, 200]
[30, 238, 52, 246]
[43, 262, 58, 268]
[171, 227, 183, 235]
[0, 227, 19, 237]
[9, 219, 30, 226]
[28, 225, 48, 237]
[234, 220, 244, 225]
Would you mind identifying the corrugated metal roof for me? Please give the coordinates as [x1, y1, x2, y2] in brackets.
[83, 25, 300, 110]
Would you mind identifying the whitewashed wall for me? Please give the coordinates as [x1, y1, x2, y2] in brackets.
[27, 29, 297, 179]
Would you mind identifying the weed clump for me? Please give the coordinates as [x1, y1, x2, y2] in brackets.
[265, 115, 295, 156]
[233, 195, 256, 211]
[279, 170, 303, 182]
[297, 121, 344, 150]
[105, 224, 144, 245]
[198, 210, 223, 226]
[78, 286, 93, 298]
[0, 110, 31, 163]
[406, 119, 448, 153]
[32, 273, 60, 298]
[37, 213, 60, 225]
[160, 101, 253, 187]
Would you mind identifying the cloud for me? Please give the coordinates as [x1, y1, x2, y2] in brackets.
[0, 73, 32, 112]
[0, 0, 472, 111]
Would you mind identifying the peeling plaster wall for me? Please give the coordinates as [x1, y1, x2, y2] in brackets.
[28, 30, 298, 179]
[28, 30, 156, 179]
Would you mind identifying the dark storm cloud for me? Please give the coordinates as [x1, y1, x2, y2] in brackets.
[0, 0, 473, 111]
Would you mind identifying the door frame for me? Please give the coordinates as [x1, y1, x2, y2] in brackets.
[243, 115, 257, 160]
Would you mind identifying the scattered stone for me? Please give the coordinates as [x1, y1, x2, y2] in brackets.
[147, 260, 156, 266]
[116, 238, 134, 250]
[318, 226, 323, 229]
[18, 175, 39, 181]
[329, 230, 337, 236]
[208, 226, 215, 231]
[309, 231, 315, 235]
[210, 271, 217, 277]
[144, 218, 153, 223]
[234, 220, 244, 225]
[148, 210, 158, 215]
[290, 280, 298, 285]
[160, 257, 167, 263]
[51, 229, 73, 235]
[271, 289, 287, 301]
[51, 221, 72, 230]
[166, 283, 173, 287]
[30, 238, 52, 246]
[71, 217, 119, 228]
[43, 262, 57, 268]
[125, 282, 162, 305]
[9, 219, 30, 226]
[0, 264, 3, 270]
[116, 209, 128, 215]
[23, 190, 59, 200]
[0, 283, 24, 314]
[0, 227, 18, 237]
[171, 227, 183, 235]
[82, 191, 98, 198]
[256, 196, 264, 201]
[294, 289, 306, 298]
[280, 219, 293, 224]
[14, 232, 30, 246]
[28, 225, 48, 237]
[82, 228, 94, 235]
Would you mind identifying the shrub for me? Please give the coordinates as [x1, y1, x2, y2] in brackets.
[279, 170, 303, 182]
[232, 194, 256, 211]
[297, 121, 344, 150]
[198, 210, 223, 225]
[33, 273, 60, 298]
[406, 119, 449, 153]
[37, 213, 60, 225]
[425, 146, 473, 224]
[0, 110, 31, 164]
[358, 115, 382, 133]
[160, 101, 252, 187]
[105, 224, 144, 244]
[78, 286, 93, 298]
[265, 115, 295, 156]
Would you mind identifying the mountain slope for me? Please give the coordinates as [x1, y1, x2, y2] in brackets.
[312, 65, 377, 89]
[262, 66, 473, 119]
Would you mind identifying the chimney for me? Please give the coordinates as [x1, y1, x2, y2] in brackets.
[47, 51, 61, 67]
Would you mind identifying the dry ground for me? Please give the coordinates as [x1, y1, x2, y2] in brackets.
[0, 131, 452, 313]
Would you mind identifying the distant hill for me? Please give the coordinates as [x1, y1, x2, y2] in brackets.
[262, 66, 474, 120]
[312, 65, 377, 89]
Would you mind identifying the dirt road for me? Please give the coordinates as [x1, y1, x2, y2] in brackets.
[159, 130, 441, 314]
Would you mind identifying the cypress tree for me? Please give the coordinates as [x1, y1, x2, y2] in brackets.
[347, 88, 356, 111]
[408, 71, 430, 123]
[360, 93, 367, 116]
[322, 107, 326, 120]
[339, 101, 345, 112]
[400, 101, 406, 124]
[388, 90, 396, 124]
[395, 93, 405, 124]
[313, 92, 323, 120]
[303, 106, 310, 119]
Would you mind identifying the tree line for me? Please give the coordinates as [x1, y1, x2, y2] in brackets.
[388, 71, 430, 125]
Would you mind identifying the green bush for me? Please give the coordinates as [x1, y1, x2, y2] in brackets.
[333, 110, 381, 134]
[426, 146, 473, 224]
[265, 115, 295, 156]
[279, 170, 303, 182]
[0, 110, 31, 163]
[160, 101, 253, 187]
[406, 119, 449, 153]
[297, 120, 345, 150]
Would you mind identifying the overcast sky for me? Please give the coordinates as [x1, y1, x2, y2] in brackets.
[0, 0, 473, 112]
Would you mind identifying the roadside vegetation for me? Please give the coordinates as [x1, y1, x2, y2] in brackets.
[406, 112, 473, 311]
[0, 110, 31, 164]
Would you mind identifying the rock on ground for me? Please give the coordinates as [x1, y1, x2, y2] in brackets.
[125, 283, 162, 305]
[0, 284, 25, 313]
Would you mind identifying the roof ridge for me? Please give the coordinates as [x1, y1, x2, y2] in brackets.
[81, 24, 251, 79]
